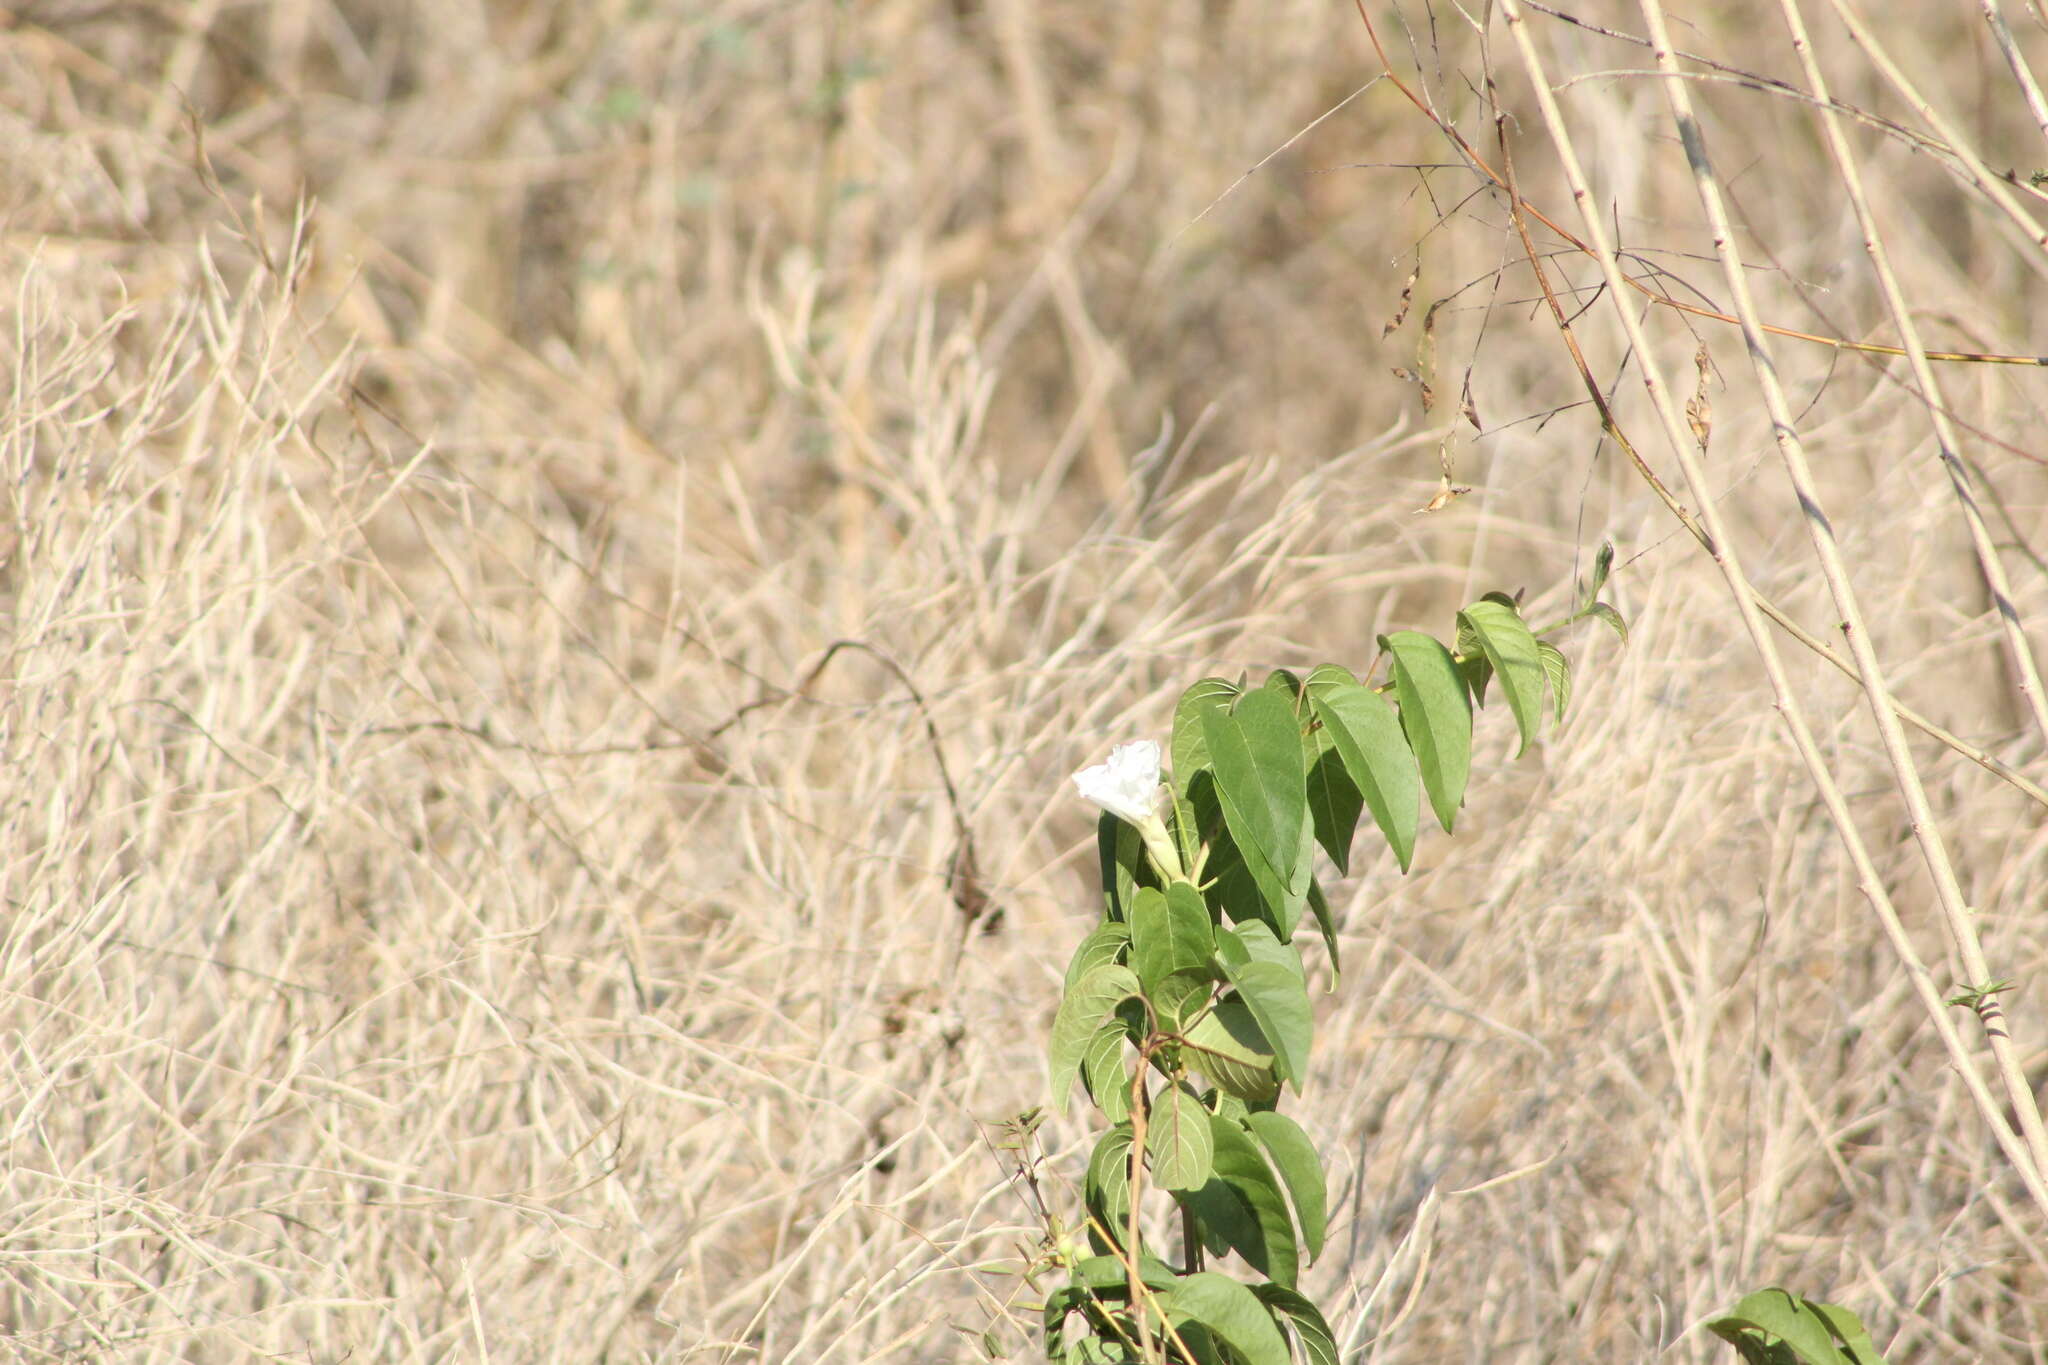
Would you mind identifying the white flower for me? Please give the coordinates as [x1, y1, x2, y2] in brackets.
[1072, 740, 1165, 825]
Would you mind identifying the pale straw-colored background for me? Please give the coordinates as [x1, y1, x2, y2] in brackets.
[3, 2, 2045, 1360]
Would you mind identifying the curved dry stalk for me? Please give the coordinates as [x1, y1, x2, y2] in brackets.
[1494, 0, 2048, 1219]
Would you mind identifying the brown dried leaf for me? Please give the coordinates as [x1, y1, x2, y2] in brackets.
[1383, 265, 1418, 337]
[1417, 476, 1472, 514]
[1685, 346, 1713, 450]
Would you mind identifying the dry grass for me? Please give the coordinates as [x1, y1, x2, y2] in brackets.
[3, 2, 2046, 1361]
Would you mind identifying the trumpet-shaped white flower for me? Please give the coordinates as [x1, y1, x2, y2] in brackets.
[1072, 740, 1164, 825]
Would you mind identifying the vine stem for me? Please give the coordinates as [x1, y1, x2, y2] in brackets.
[1123, 1058, 1157, 1364]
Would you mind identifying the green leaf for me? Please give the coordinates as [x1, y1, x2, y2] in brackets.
[1379, 630, 1472, 834]
[1070, 1254, 1177, 1294]
[1176, 1173, 1256, 1263]
[1167, 1321, 1227, 1365]
[1042, 1284, 1092, 1365]
[1304, 880, 1340, 978]
[1172, 677, 1241, 793]
[1586, 600, 1630, 644]
[1175, 1138, 1294, 1290]
[1083, 1124, 1134, 1251]
[1457, 598, 1546, 756]
[1217, 957, 1311, 1089]
[1132, 882, 1218, 1031]
[1591, 538, 1615, 597]
[1304, 719, 1366, 876]
[1201, 688, 1309, 898]
[1064, 922, 1131, 993]
[1080, 1018, 1134, 1124]
[1182, 997, 1281, 1103]
[1162, 972, 1220, 1034]
[1163, 1272, 1291, 1365]
[1708, 1289, 1859, 1365]
[1216, 922, 1306, 984]
[1278, 818, 1313, 940]
[1456, 649, 1493, 709]
[1251, 1284, 1339, 1365]
[1202, 1113, 1300, 1288]
[1220, 817, 1313, 944]
[1262, 668, 1306, 698]
[1537, 640, 1571, 722]
[1453, 609, 1492, 706]
[1147, 1085, 1215, 1192]
[1169, 789, 1203, 877]
[1807, 1302, 1889, 1365]
[1051, 965, 1142, 1111]
[1097, 813, 1145, 922]
[1212, 809, 1300, 945]
[1132, 884, 1216, 991]
[1244, 1111, 1327, 1261]
[1304, 665, 1419, 873]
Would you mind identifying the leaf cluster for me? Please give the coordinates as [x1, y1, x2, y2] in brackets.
[1042, 593, 1603, 1364]
[1708, 1289, 1891, 1365]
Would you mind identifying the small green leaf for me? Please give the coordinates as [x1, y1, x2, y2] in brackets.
[1201, 688, 1309, 896]
[1304, 720, 1366, 875]
[1244, 1111, 1327, 1261]
[1586, 600, 1630, 644]
[1166, 1320, 1225, 1365]
[1172, 677, 1240, 793]
[1169, 789, 1203, 875]
[1082, 1124, 1134, 1250]
[1458, 598, 1547, 756]
[1097, 813, 1145, 922]
[1217, 957, 1312, 1089]
[1708, 1289, 1858, 1365]
[1147, 1085, 1215, 1192]
[1051, 965, 1142, 1111]
[1591, 539, 1615, 597]
[1807, 1302, 1889, 1365]
[1183, 998, 1281, 1102]
[1188, 776, 1275, 934]
[1946, 978, 2013, 1010]
[1305, 880, 1341, 978]
[1080, 1018, 1134, 1124]
[1043, 1284, 1093, 1365]
[1163, 1273, 1291, 1365]
[1203, 1113, 1300, 1288]
[1262, 668, 1306, 699]
[1063, 923, 1131, 992]
[1456, 648, 1493, 709]
[1069, 1254, 1176, 1294]
[1216, 922, 1305, 984]
[1379, 630, 1472, 834]
[1304, 665, 1419, 872]
[1537, 640, 1571, 722]
[1132, 884, 1216, 992]
[1174, 1168, 1261, 1263]
[1251, 1284, 1339, 1365]
[1132, 882, 1218, 1030]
